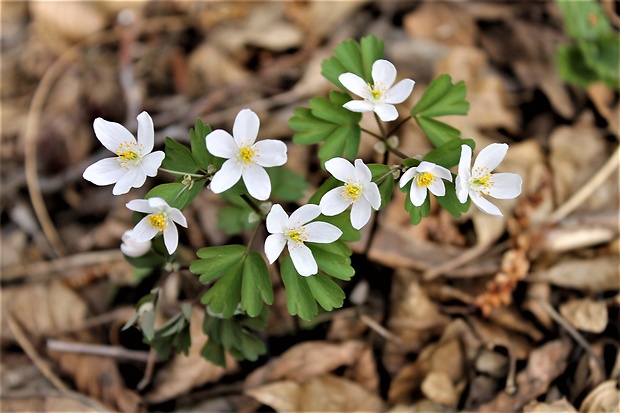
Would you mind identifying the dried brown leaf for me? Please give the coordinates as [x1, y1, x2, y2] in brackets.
[244, 340, 366, 389]
[421, 371, 458, 408]
[579, 380, 620, 413]
[528, 256, 619, 293]
[404, 3, 478, 47]
[560, 298, 608, 333]
[246, 374, 385, 412]
[524, 398, 577, 412]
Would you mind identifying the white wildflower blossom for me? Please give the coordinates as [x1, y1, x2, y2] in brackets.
[120, 229, 151, 257]
[264, 204, 342, 277]
[319, 158, 381, 230]
[456, 144, 523, 216]
[399, 161, 452, 206]
[126, 197, 187, 254]
[83, 112, 165, 195]
[339, 59, 415, 122]
[206, 109, 287, 201]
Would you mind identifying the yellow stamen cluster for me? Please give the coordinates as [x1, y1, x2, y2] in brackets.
[342, 183, 362, 202]
[368, 83, 385, 101]
[470, 171, 494, 195]
[238, 146, 255, 165]
[116, 142, 142, 169]
[416, 172, 436, 188]
[285, 227, 307, 244]
[148, 213, 167, 231]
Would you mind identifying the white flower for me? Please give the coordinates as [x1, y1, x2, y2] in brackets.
[399, 161, 452, 207]
[319, 158, 381, 230]
[264, 204, 342, 277]
[126, 197, 187, 254]
[339, 59, 415, 122]
[206, 109, 287, 201]
[120, 229, 151, 257]
[83, 111, 165, 195]
[456, 144, 523, 216]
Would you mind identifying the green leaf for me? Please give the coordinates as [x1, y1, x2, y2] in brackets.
[280, 256, 319, 321]
[556, 44, 600, 88]
[423, 138, 475, 169]
[579, 35, 620, 88]
[189, 118, 213, 169]
[414, 116, 462, 148]
[411, 74, 469, 118]
[123, 249, 166, 269]
[216, 195, 256, 236]
[360, 35, 385, 82]
[237, 333, 266, 361]
[306, 273, 345, 311]
[200, 338, 226, 367]
[308, 242, 355, 281]
[200, 261, 243, 318]
[145, 179, 205, 211]
[267, 167, 310, 202]
[241, 251, 274, 317]
[557, 0, 612, 41]
[321, 35, 384, 88]
[162, 136, 199, 174]
[290, 92, 362, 164]
[190, 245, 246, 282]
[435, 180, 470, 218]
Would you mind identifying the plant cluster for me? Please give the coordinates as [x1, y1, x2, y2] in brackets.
[84, 35, 522, 366]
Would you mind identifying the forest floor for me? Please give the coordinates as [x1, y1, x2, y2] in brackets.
[1, 1, 619, 412]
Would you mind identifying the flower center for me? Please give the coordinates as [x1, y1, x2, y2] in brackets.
[148, 213, 167, 232]
[285, 227, 308, 245]
[416, 172, 436, 188]
[116, 142, 142, 169]
[342, 183, 362, 202]
[238, 146, 255, 165]
[367, 83, 385, 102]
[470, 173, 494, 194]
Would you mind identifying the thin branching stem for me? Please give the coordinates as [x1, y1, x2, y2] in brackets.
[387, 115, 413, 137]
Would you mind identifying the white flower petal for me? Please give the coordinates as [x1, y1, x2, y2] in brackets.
[242, 163, 271, 201]
[350, 200, 372, 229]
[253, 140, 287, 167]
[373, 103, 399, 122]
[416, 162, 436, 173]
[209, 159, 242, 194]
[132, 216, 160, 242]
[325, 157, 357, 183]
[456, 174, 469, 204]
[120, 230, 151, 257]
[372, 59, 396, 89]
[168, 208, 188, 227]
[83, 157, 127, 186]
[385, 79, 414, 104]
[428, 178, 446, 197]
[474, 143, 508, 173]
[305, 221, 342, 243]
[141, 151, 165, 177]
[126, 199, 153, 213]
[206, 130, 237, 159]
[147, 197, 169, 210]
[470, 192, 503, 216]
[343, 100, 375, 113]
[288, 243, 318, 276]
[319, 187, 351, 216]
[399, 168, 416, 187]
[488, 173, 522, 199]
[409, 184, 428, 207]
[339, 73, 369, 98]
[136, 111, 154, 153]
[264, 233, 287, 264]
[266, 204, 289, 234]
[433, 165, 453, 182]
[233, 109, 260, 147]
[288, 204, 321, 227]
[93, 118, 136, 153]
[163, 222, 179, 254]
[354, 159, 372, 183]
[113, 166, 145, 195]
[363, 182, 381, 210]
[458, 145, 472, 178]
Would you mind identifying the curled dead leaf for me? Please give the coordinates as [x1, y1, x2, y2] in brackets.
[579, 380, 620, 413]
[524, 398, 577, 412]
[528, 256, 619, 293]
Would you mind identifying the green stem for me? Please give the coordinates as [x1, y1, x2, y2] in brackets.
[159, 168, 204, 178]
[374, 113, 387, 138]
[241, 194, 263, 216]
[243, 224, 262, 257]
[360, 127, 410, 159]
[387, 115, 413, 137]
